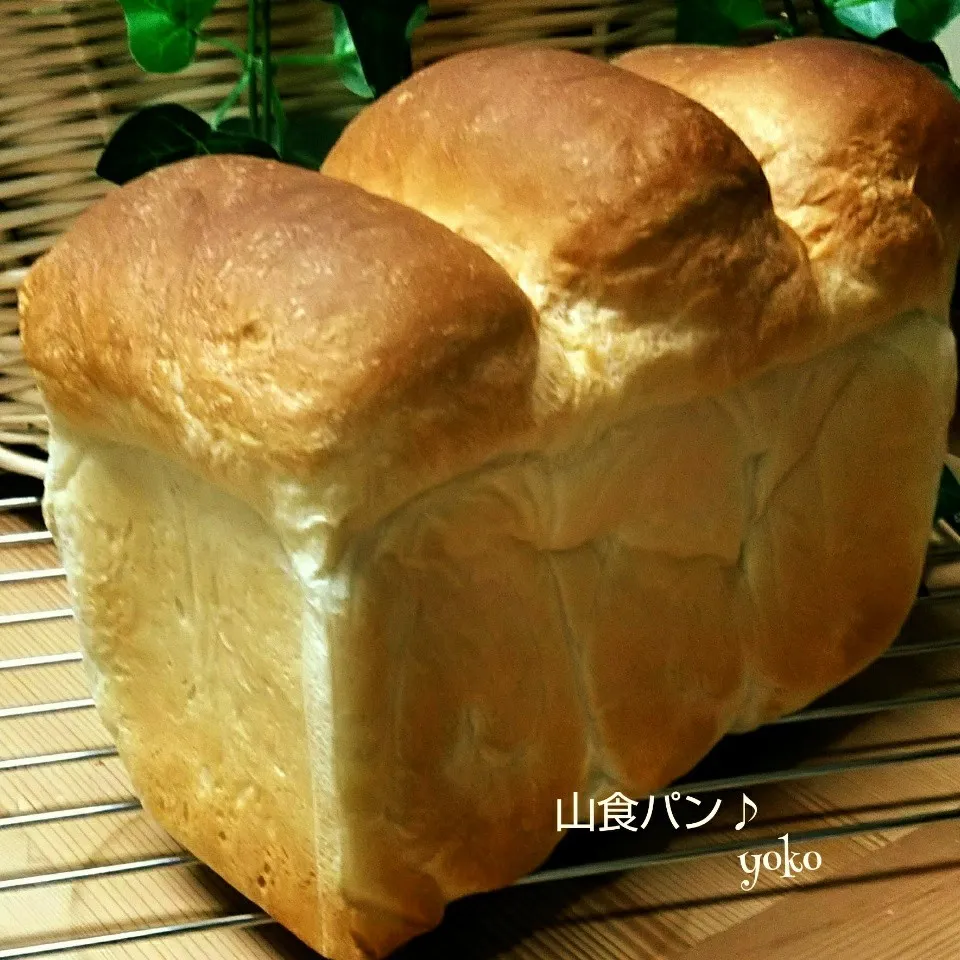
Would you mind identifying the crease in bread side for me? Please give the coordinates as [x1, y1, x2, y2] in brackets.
[297, 300, 943, 911]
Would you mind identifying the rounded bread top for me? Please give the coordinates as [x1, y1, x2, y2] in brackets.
[616, 37, 960, 340]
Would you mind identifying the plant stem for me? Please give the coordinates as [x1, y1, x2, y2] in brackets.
[198, 32, 249, 63]
[809, 0, 836, 35]
[271, 85, 286, 157]
[212, 72, 250, 129]
[247, 0, 260, 137]
[262, 0, 274, 147]
[782, 0, 800, 33]
[274, 51, 350, 67]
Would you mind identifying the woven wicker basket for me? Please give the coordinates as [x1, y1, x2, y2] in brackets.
[0, 0, 817, 478]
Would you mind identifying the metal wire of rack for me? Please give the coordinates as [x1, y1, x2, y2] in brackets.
[3, 493, 960, 958]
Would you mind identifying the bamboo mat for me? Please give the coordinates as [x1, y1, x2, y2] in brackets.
[3, 500, 960, 959]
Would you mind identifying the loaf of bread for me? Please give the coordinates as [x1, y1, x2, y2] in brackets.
[19, 37, 960, 960]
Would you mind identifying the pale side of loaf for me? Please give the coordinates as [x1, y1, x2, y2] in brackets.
[19, 38, 960, 960]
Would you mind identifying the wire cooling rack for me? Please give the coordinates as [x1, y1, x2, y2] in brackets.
[4, 492, 960, 959]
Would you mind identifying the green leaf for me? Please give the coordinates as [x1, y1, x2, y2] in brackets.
[332, 1, 426, 97]
[815, 1, 855, 33]
[332, 6, 374, 99]
[676, 0, 782, 43]
[213, 116, 253, 135]
[281, 109, 353, 169]
[405, 2, 429, 40]
[925, 60, 960, 97]
[96, 104, 209, 182]
[95, 103, 278, 185]
[934, 464, 960, 528]
[894, 0, 960, 40]
[116, 0, 218, 73]
[827, 0, 898, 37]
[212, 115, 284, 157]
[207, 130, 282, 159]
[720, 0, 781, 27]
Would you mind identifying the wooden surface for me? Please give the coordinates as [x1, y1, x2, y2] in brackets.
[3, 494, 960, 959]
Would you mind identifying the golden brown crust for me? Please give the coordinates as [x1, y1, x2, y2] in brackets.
[19, 155, 538, 522]
[322, 46, 821, 406]
[615, 38, 960, 340]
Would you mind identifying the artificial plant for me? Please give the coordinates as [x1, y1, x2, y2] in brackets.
[100, 0, 960, 188]
[97, 0, 427, 184]
[678, 0, 960, 94]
